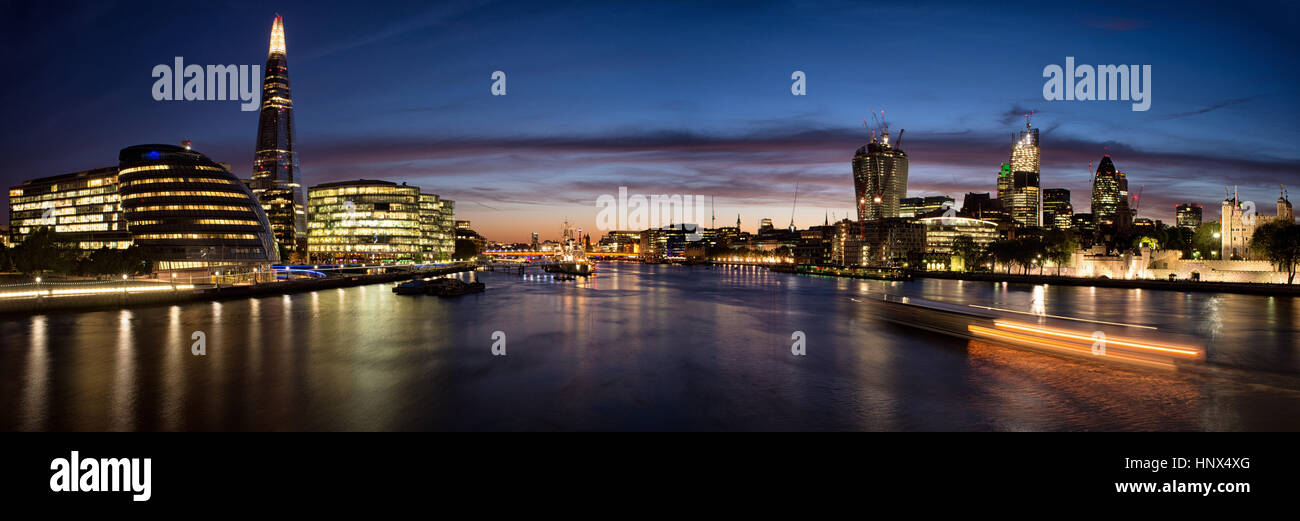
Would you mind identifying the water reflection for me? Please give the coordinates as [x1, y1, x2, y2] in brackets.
[1, 263, 1297, 431]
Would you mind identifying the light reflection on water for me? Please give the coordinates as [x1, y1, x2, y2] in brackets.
[0, 263, 1297, 431]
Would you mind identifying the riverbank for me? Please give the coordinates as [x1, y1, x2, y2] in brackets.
[0, 264, 476, 315]
[916, 271, 1300, 296]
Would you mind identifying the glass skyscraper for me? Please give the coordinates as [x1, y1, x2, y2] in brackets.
[251, 15, 307, 256]
[1042, 188, 1073, 229]
[1090, 155, 1130, 230]
[1007, 119, 1041, 228]
[852, 129, 909, 222]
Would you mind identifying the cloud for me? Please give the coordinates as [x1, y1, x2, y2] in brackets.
[1154, 95, 1265, 121]
[291, 124, 1298, 231]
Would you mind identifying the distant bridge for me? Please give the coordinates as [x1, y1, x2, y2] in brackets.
[481, 251, 638, 259]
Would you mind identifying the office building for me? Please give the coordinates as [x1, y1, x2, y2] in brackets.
[1175, 203, 1202, 229]
[852, 128, 909, 221]
[1042, 188, 1073, 229]
[8, 166, 132, 250]
[118, 144, 279, 269]
[308, 180, 451, 262]
[918, 215, 1002, 270]
[1007, 117, 1041, 227]
[899, 195, 954, 218]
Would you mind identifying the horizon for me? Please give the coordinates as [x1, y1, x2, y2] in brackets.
[3, 0, 1298, 242]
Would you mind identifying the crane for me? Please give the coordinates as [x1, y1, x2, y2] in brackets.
[1131, 184, 1145, 218]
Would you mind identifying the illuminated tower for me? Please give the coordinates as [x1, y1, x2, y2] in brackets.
[1007, 114, 1041, 227]
[995, 163, 1012, 201]
[251, 14, 306, 255]
[1090, 155, 1130, 231]
[852, 126, 909, 221]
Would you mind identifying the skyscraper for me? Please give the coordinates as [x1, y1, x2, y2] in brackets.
[1175, 203, 1202, 229]
[1006, 117, 1041, 227]
[852, 127, 909, 222]
[995, 163, 1012, 201]
[1090, 155, 1130, 230]
[251, 15, 307, 256]
[1042, 188, 1073, 229]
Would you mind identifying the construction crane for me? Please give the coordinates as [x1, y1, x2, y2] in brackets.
[1131, 184, 1145, 218]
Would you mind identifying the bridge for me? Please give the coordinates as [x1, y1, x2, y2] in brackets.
[481, 251, 638, 259]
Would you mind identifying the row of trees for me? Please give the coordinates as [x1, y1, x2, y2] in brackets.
[952, 229, 1079, 275]
[0, 227, 153, 278]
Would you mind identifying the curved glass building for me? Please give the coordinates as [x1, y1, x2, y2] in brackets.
[118, 144, 280, 269]
[308, 180, 452, 262]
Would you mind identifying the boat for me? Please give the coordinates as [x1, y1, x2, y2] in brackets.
[392, 279, 428, 295]
[392, 276, 486, 297]
[428, 278, 485, 297]
[542, 219, 595, 276]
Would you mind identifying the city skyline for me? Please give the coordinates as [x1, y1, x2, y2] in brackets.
[3, 1, 1298, 242]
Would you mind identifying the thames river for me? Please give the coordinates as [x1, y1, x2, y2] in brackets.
[2, 263, 1298, 431]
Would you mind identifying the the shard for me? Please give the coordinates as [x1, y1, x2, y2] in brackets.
[251, 14, 307, 255]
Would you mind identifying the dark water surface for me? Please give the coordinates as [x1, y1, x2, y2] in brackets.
[2, 263, 1298, 431]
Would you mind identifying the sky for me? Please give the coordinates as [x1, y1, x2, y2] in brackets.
[2, 0, 1299, 242]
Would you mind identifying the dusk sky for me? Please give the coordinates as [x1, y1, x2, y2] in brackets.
[3, 0, 1298, 242]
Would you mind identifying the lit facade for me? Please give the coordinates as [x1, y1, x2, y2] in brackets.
[596, 231, 641, 254]
[1175, 203, 1202, 229]
[419, 193, 455, 261]
[995, 163, 1012, 201]
[640, 226, 688, 260]
[1042, 188, 1073, 229]
[1007, 120, 1041, 227]
[852, 130, 909, 221]
[1090, 155, 1130, 230]
[899, 195, 954, 218]
[861, 218, 925, 268]
[117, 144, 279, 269]
[919, 216, 1001, 255]
[1220, 189, 1294, 260]
[251, 15, 307, 253]
[308, 180, 453, 262]
[8, 167, 132, 250]
[830, 219, 863, 267]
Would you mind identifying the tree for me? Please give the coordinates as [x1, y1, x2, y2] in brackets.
[988, 239, 1018, 274]
[1043, 229, 1079, 275]
[1012, 236, 1045, 275]
[951, 234, 987, 272]
[1250, 221, 1300, 284]
[11, 226, 76, 276]
[1191, 221, 1221, 260]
